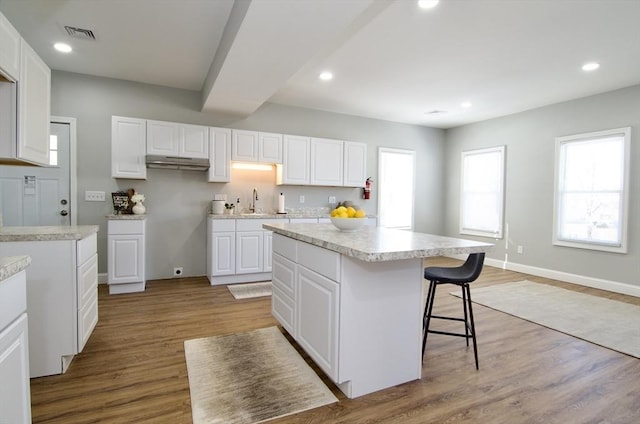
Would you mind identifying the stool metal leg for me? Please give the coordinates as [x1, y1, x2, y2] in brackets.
[461, 284, 470, 346]
[465, 284, 479, 370]
[422, 280, 437, 359]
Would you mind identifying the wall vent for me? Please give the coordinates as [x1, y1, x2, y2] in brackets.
[64, 26, 96, 40]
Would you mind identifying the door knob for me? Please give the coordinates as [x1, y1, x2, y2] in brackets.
[60, 210, 69, 216]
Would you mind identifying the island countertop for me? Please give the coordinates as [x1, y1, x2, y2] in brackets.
[263, 223, 493, 262]
[0, 225, 99, 242]
[0, 255, 31, 282]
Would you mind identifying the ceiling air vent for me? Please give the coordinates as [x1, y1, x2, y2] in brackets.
[64, 26, 96, 40]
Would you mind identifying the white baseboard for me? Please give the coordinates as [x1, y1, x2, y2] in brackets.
[98, 272, 108, 284]
[446, 254, 640, 298]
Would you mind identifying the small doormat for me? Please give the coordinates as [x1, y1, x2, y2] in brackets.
[227, 281, 272, 299]
[184, 326, 338, 424]
[452, 280, 640, 358]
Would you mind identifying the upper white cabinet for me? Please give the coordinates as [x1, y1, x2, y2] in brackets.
[232, 130, 282, 163]
[147, 120, 208, 158]
[343, 141, 367, 187]
[310, 137, 343, 186]
[208, 127, 231, 182]
[112, 116, 147, 179]
[277, 134, 310, 185]
[0, 11, 21, 80]
[18, 39, 51, 166]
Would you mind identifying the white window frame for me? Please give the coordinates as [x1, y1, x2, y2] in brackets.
[377, 147, 416, 230]
[553, 127, 631, 253]
[460, 146, 505, 239]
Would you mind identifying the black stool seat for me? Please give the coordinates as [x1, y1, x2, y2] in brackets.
[422, 253, 485, 369]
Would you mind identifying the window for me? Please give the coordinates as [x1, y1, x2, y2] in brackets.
[553, 127, 630, 253]
[460, 146, 505, 238]
[378, 148, 416, 230]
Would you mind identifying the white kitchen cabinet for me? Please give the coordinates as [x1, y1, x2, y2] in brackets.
[208, 127, 231, 182]
[0, 11, 21, 80]
[310, 137, 343, 186]
[18, 38, 50, 166]
[111, 116, 147, 179]
[108, 218, 146, 294]
[343, 141, 367, 187]
[259, 132, 283, 163]
[207, 218, 235, 279]
[271, 253, 296, 334]
[0, 268, 31, 424]
[236, 231, 263, 274]
[231, 129, 259, 161]
[0, 232, 99, 378]
[277, 134, 310, 185]
[147, 120, 209, 159]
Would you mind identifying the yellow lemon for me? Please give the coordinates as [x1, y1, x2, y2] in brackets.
[346, 206, 356, 217]
[336, 206, 347, 214]
[355, 209, 366, 218]
[338, 211, 349, 218]
[330, 209, 339, 217]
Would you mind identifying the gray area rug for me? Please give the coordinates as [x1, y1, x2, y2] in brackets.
[453, 280, 640, 358]
[228, 281, 272, 299]
[184, 326, 337, 424]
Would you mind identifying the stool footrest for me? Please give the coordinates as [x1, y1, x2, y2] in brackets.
[427, 329, 473, 339]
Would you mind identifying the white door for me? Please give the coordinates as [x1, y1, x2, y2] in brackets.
[378, 147, 415, 230]
[0, 121, 70, 226]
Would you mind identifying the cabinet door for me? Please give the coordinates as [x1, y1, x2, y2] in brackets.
[271, 254, 296, 335]
[108, 234, 145, 284]
[236, 231, 263, 274]
[0, 313, 31, 424]
[343, 141, 367, 187]
[211, 231, 235, 276]
[297, 266, 339, 381]
[180, 124, 209, 158]
[208, 127, 231, 182]
[111, 116, 147, 179]
[147, 120, 179, 156]
[310, 138, 343, 186]
[263, 230, 273, 272]
[259, 132, 283, 163]
[0, 11, 21, 80]
[278, 134, 310, 185]
[232, 129, 258, 161]
[18, 39, 50, 166]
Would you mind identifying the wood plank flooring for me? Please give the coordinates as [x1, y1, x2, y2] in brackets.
[30, 257, 640, 423]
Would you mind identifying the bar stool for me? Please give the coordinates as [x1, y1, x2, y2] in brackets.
[422, 253, 485, 369]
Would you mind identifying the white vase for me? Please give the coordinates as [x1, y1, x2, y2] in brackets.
[132, 202, 146, 215]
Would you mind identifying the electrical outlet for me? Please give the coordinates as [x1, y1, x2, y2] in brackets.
[328, 196, 336, 204]
[85, 190, 105, 201]
[517, 245, 524, 254]
[299, 195, 305, 203]
[173, 267, 183, 277]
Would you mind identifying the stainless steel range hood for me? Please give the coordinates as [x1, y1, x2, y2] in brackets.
[145, 155, 210, 171]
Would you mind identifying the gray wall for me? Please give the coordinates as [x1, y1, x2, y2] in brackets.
[444, 85, 640, 287]
[51, 71, 445, 279]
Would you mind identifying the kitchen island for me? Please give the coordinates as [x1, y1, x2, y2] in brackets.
[263, 223, 493, 398]
[0, 225, 99, 377]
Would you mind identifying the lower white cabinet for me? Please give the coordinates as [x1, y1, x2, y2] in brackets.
[0, 233, 99, 378]
[0, 269, 31, 424]
[108, 218, 146, 294]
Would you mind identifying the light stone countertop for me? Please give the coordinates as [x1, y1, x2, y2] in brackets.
[208, 213, 316, 220]
[106, 214, 147, 220]
[0, 225, 99, 242]
[0, 255, 31, 282]
[263, 223, 494, 262]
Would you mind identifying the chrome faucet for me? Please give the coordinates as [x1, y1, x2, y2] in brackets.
[250, 188, 258, 213]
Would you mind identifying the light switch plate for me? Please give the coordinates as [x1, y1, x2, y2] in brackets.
[85, 191, 105, 201]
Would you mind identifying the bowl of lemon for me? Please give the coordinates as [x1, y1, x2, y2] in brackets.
[330, 205, 367, 232]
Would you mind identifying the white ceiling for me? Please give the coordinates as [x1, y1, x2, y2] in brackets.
[2, 0, 639, 129]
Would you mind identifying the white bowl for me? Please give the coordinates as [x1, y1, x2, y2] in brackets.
[330, 217, 367, 232]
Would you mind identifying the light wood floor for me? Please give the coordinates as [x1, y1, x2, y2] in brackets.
[30, 257, 640, 423]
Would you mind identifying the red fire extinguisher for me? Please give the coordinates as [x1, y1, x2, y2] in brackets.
[363, 177, 373, 200]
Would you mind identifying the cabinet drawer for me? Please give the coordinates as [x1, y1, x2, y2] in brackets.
[77, 232, 97, 265]
[298, 242, 340, 282]
[0, 271, 27, 331]
[236, 218, 281, 232]
[272, 233, 297, 261]
[108, 219, 144, 235]
[272, 253, 295, 299]
[272, 285, 295, 335]
[77, 253, 98, 307]
[210, 218, 235, 232]
[77, 290, 98, 352]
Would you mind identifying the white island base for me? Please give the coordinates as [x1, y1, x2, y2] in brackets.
[272, 233, 423, 398]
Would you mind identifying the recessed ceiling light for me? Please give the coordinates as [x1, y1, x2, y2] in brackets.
[425, 110, 447, 115]
[319, 71, 333, 81]
[54, 42, 72, 53]
[418, 0, 440, 9]
[582, 62, 600, 72]
[461, 101, 472, 108]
